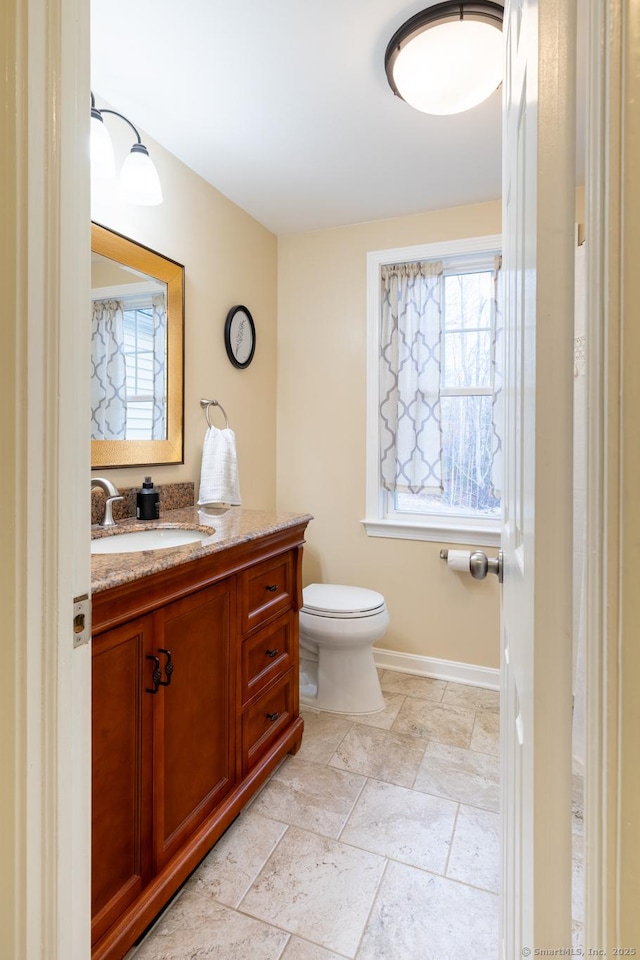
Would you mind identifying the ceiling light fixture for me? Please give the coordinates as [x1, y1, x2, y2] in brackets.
[90, 93, 163, 205]
[384, 1, 504, 116]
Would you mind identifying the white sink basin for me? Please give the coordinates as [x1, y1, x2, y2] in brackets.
[91, 528, 212, 554]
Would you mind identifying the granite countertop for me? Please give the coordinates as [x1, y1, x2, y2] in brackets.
[91, 505, 313, 594]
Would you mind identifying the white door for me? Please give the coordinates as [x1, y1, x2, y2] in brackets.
[500, 0, 576, 953]
[4, 0, 92, 956]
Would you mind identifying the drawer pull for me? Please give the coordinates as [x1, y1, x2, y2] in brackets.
[158, 648, 174, 687]
[265, 584, 279, 592]
[145, 655, 161, 695]
[265, 648, 280, 658]
[266, 712, 280, 722]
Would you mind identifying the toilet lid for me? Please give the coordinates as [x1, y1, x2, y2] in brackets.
[302, 583, 386, 618]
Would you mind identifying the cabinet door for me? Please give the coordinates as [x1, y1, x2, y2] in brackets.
[153, 578, 236, 869]
[92, 617, 153, 947]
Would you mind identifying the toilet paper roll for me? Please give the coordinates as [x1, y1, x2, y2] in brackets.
[447, 550, 472, 573]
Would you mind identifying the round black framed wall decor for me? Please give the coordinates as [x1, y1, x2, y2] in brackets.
[224, 305, 256, 369]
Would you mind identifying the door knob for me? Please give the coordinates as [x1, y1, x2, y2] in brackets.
[469, 550, 503, 583]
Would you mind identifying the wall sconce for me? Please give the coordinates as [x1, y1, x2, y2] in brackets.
[90, 93, 163, 205]
[385, 1, 504, 116]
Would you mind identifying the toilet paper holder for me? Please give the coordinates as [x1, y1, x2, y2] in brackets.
[440, 548, 503, 583]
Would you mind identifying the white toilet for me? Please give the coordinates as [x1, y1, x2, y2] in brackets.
[299, 583, 389, 715]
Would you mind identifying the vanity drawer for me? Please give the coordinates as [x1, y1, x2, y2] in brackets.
[241, 614, 292, 705]
[242, 671, 293, 772]
[241, 551, 294, 633]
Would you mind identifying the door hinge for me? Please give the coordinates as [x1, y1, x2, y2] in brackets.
[73, 594, 91, 647]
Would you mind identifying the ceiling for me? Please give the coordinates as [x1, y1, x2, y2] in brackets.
[90, 1, 580, 237]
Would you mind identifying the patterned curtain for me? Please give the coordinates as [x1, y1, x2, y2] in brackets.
[490, 256, 503, 499]
[379, 260, 444, 494]
[151, 294, 167, 439]
[90, 299, 126, 440]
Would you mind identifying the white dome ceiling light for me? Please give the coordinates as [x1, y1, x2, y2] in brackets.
[384, 1, 504, 116]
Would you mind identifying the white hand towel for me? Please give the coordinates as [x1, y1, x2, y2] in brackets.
[197, 426, 242, 506]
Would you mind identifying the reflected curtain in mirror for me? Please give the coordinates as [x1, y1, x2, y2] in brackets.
[91, 298, 127, 439]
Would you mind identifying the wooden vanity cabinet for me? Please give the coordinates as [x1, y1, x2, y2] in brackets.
[152, 579, 235, 871]
[92, 615, 153, 946]
[91, 523, 308, 960]
[91, 579, 235, 948]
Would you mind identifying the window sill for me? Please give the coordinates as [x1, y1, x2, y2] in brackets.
[361, 517, 501, 547]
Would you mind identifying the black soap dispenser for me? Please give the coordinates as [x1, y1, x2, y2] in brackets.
[136, 476, 160, 521]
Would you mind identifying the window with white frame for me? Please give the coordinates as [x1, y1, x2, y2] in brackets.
[364, 235, 503, 546]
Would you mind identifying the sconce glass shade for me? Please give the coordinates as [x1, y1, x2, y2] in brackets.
[90, 109, 116, 178]
[385, 1, 504, 116]
[91, 95, 163, 205]
[119, 143, 163, 206]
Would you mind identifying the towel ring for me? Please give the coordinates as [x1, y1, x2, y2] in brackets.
[200, 398, 230, 429]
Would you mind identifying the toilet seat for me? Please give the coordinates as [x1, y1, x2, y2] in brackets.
[302, 583, 386, 619]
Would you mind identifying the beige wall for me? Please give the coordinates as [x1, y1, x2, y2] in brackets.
[277, 202, 503, 669]
[91, 111, 278, 509]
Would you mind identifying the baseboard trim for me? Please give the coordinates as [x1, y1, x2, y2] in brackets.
[373, 647, 500, 691]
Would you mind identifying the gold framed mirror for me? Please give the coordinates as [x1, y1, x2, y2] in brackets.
[91, 222, 184, 468]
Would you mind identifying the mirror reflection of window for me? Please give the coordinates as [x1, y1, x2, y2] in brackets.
[90, 252, 167, 442]
[122, 295, 166, 439]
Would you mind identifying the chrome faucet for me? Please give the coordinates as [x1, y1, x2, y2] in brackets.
[91, 477, 124, 528]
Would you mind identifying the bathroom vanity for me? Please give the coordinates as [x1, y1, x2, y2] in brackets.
[90, 507, 311, 960]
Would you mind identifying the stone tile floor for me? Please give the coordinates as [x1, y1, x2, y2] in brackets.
[125, 671, 505, 960]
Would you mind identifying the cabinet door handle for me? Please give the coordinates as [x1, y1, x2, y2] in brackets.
[157, 648, 174, 686]
[266, 712, 280, 722]
[145, 655, 161, 694]
[265, 648, 279, 659]
[265, 584, 278, 592]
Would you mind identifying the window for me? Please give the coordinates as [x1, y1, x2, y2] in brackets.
[364, 235, 502, 546]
